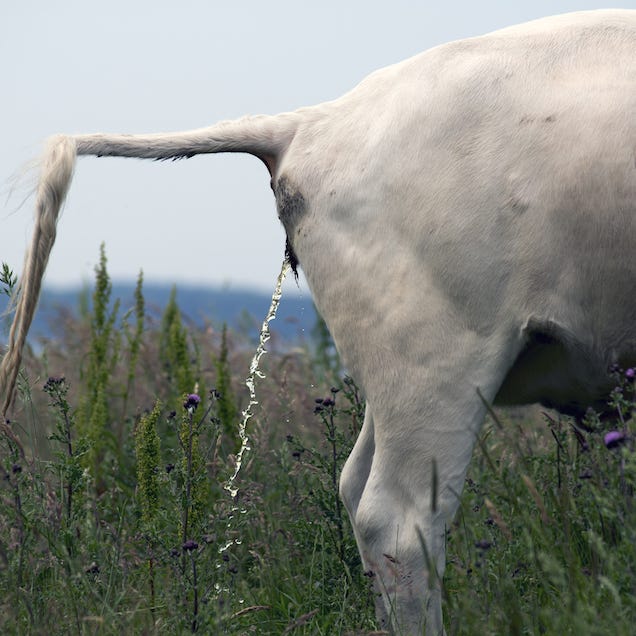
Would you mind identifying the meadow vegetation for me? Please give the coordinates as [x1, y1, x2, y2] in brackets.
[1, 248, 635, 635]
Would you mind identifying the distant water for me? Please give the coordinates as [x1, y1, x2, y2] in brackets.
[0, 282, 318, 345]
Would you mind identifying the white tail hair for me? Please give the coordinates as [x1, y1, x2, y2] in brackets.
[0, 113, 299, 417]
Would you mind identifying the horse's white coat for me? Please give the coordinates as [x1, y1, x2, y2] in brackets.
[2, 10, 636, 634]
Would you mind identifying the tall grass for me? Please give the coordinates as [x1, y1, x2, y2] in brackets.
[446, 392, 636, 635]
[1, 249, 635, 635]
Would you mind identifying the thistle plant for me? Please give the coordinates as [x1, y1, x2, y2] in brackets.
[179, 394, 204, 541]
[0, 435, 28, 590]
[288, 377, 362, 568]
[312, 388, 346, 561]
[173, 392, 218, 633]
[44, 376, 87, 525]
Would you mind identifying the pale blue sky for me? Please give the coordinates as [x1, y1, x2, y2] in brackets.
[2, 1, 631, 294]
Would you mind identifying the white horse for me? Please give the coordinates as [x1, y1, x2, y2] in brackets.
[2, 10, 636, 634]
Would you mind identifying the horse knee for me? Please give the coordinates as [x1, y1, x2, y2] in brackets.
[352, 492, 446, 635]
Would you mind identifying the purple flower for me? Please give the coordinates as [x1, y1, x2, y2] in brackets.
[604, 431, 626, 449]
[474, 539, 492, 551]
[625, 368, 635, 380]
[182, 539, 198, 552]
[183, 394, 201, 410]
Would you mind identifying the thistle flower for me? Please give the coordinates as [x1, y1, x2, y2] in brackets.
[184, 393, 201, 411]
[182, 539, 198, 552]
[604, 430, 626, 449]
[625, 367, 635, 381]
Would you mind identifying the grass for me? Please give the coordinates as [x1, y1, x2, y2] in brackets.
[1, 250, 635, 635]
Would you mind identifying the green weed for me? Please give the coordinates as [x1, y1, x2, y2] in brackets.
[1, 247, 636, 635]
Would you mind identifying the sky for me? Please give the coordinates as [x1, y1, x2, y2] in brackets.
[2, 1, 632, 296]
